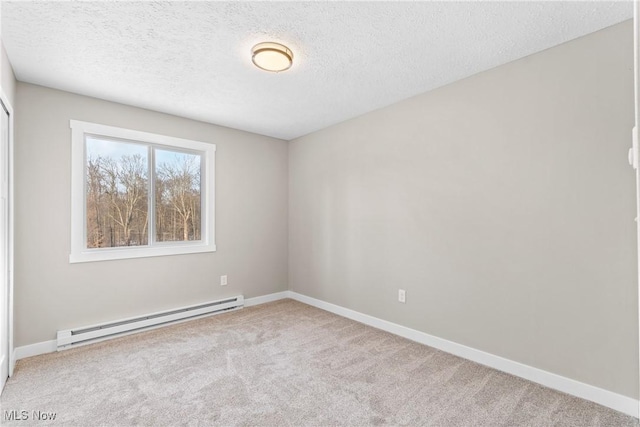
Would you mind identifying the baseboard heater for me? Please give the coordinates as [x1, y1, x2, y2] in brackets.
[56, 295, 244, 350]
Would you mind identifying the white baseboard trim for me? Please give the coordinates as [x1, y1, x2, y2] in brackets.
[287, 291, 639, 418]
[244, 291, 290, 307]
[12, 291, 638, 418]
[13, 340, 57, 361]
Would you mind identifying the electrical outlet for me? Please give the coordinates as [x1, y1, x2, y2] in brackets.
[220, 275, 228, 286]
[398, 289, 406, 303]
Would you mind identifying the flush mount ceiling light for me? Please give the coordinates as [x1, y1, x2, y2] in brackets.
[251, 42, 293, 72]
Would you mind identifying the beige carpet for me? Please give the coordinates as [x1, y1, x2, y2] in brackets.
[0, 299, 637, 426]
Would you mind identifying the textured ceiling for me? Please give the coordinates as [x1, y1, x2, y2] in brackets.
[1, 1, 633, 140]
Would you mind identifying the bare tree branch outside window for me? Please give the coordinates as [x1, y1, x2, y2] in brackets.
[155, 150, 201, 242]
[85, 138, 202, 249]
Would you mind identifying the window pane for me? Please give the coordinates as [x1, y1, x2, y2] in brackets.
[155, 149, 202, 242]
[86, 137, 149, 248]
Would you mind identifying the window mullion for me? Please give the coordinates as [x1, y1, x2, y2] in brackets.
[148, 145, 155, 247]
[200, 153, 206, 242]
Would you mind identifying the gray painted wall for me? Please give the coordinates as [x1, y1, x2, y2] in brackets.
[1, 42, 15, 107]
[14, 83, 288, 347]
[289, 21, 638, 398]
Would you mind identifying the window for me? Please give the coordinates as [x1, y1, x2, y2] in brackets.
[70, 120, 215, 263]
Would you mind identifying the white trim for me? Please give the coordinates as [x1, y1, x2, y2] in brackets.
[69, 120, 216, 263]
[69, 243, 217, 264]
[69, 120, 215, 153]
[633, 0, 640, 419]
[11, 290, 638, 418]
[287, 291, 639, 418]
[244, 291, 289, 307]
[0, 354, 4, 392]
[14, 340, 57, 361]
[0, 88, 13, 380]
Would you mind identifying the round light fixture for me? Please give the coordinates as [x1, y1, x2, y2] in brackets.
[251, 42, 293, 72]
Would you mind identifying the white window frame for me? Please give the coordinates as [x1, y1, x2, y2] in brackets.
[70, 120, 216, 263]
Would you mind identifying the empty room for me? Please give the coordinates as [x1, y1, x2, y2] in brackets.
[0, 1, 639, 426]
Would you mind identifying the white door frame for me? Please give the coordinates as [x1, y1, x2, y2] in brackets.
[632, 0, 640, 419]
[0, 88, 14, 380]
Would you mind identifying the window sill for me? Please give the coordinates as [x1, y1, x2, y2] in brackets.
[69, 243, 217, 263]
